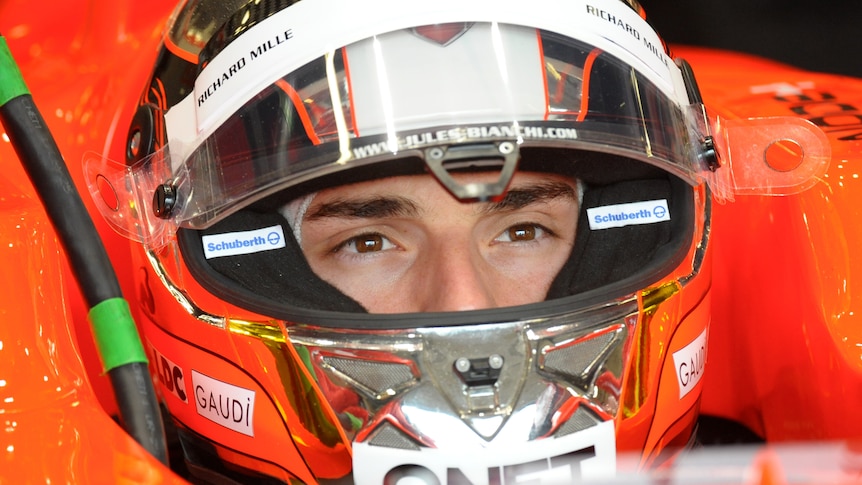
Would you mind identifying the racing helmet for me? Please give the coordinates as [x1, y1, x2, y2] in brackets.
[85, 0, 802, 482]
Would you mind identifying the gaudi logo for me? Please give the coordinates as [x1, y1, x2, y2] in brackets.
[672, 328, 708, 400]
[192, 370, 256, 436]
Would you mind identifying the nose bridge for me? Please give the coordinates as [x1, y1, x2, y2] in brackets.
[420, 236, 495, 312]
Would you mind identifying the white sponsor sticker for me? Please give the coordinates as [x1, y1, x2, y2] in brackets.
[582, 3, 672, 89]
[202, 225, 286, 259]
[587, 199, 670, 230]
[189, 0, 674, 132]
[165, 0, 684, 167]
[192, 370, 256, 436]
[353, 420, 616, 484]
[672, 328, 708, 400]
[351, 124, 579, 159]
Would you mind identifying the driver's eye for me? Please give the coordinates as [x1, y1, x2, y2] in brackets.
[493, 223, 554, 244]
[346, 234, 388, 253]
[508, 224, 537, 241]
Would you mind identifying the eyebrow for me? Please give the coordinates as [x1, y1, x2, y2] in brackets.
[305, 196, 420, 220]
[304, 181, 577, 221]
[480, 181, 577, 214]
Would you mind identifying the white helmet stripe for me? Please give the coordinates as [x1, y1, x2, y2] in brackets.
[166, 0, 682, 167]
[346, 23, 548, 136]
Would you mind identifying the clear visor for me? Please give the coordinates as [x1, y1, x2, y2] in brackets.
[86, 22, 829, 248]
[86, 24, 710, 247]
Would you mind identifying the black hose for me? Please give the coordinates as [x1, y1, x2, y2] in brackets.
[1, 96, 122, 305]
[110, 362, 169, 461]
[0, 40, 168, 465]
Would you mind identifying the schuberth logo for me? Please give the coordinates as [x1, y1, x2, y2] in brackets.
[202, 225, 286, 259]
[587, 199, 670, 230]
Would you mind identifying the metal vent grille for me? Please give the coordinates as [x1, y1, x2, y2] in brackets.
[322, 356, 415, 395]
[555, 406, 600, 437]
[368, 422, 421, 450]
[541, 331, 617, 379]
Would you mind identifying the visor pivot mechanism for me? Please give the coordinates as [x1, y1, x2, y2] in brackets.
[153, 184, 177, 219]
[701, 136, 719, 172]
[454, 354, 504, 387]
[676, 58, 721, 172]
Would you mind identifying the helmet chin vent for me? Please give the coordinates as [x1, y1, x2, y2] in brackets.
[367, 422, 422, 451]
[321, 356, 417, 399]
[554, 406, 601, 437]
[539, 325, 625, 392]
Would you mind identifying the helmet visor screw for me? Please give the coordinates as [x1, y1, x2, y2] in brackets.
[153, 184, 177, 218]
[128, 130, 142, 158]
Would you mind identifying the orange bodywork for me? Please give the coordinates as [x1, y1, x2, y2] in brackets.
[2, 0, 862, 483]
[685, 48, 862, 442]
[0, 0, 185, 482]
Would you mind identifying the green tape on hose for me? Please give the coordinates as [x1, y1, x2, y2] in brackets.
[0, 37, 30, 107]
[88, 298, 148, 372]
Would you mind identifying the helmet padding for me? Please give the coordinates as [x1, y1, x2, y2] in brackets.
[181, 211, 367, 313]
